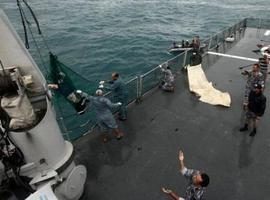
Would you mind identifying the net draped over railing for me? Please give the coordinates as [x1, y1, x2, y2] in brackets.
[53, 18, 270, 141]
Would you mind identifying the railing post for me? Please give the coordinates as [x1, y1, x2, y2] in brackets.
[243, 18, 247, 28]
[258, 18, 262, 29]
[136, 76, 140, 99]
[215, 35, 219, 48]
[208, 38, 212, 49]
[136, 75, 143, 103]
[139, 75, 143, 97]
[182, 50, 188, 68]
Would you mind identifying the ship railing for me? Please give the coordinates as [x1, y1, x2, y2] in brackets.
[59, 18, 270, 141]
[58, 52, 188, 141]
[203, 19, 247, 51]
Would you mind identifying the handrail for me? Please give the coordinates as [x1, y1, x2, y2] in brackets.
[201, 19, 246, 47]
[59, 18, 270, 140]
[141, 66, 160, 77]
[141, 52, 186, 78]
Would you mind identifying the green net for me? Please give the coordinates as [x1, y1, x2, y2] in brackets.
[49, 53, 97, 140]
[49, 53, 140, 141]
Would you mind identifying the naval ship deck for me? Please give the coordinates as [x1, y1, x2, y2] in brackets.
[74, 27, 270, 200]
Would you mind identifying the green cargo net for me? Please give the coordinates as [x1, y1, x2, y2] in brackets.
[49, 53, 97, 140]
[49, 53, 140, 141]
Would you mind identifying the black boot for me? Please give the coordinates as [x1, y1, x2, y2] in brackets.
[249, 128, 257, 137]
[239, 124, 248, 132]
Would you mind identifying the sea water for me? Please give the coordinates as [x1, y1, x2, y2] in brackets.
[1, 0, 270, 90]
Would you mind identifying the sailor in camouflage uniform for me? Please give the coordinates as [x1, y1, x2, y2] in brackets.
[159, 65, 175, 92]
[162, 150, 210, 200]
[259, 54, 269, 82]
[242, 63, 264, 107]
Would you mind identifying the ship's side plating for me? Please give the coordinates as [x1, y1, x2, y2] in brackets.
[0, 9, 86, 200]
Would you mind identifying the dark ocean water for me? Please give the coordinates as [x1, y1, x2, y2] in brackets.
[1, 0, 270, 86]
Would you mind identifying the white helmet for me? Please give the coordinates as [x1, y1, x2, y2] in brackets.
[96, 89, 103, 96]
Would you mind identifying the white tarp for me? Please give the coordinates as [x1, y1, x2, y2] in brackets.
[187, 64, 231, 107]
[1, 94, 36, 129]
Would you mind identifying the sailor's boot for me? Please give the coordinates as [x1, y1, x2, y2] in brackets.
[249, 128, 257, 137]
[239, 124, 248, 132]
[101, 134, 109, 143]
[113, 129, 124, 140]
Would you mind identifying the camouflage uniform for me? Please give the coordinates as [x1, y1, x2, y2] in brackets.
[181, 167, 206, 200]
[243, 71, 264, 105]
[259, 57, 269, 81]
[161, 68, 175, 91]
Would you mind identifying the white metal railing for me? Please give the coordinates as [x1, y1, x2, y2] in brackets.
[61, 18, 270, 141]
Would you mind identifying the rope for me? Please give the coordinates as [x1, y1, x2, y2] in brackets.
[14, 1, 97, 136]
[40, 34, 52, 53]
[0, 59, 7, 76]
[16, 1, 94, 83]
[21, 0, 52, 52]
[16, 0, 52, 78]
[27, 24, 49, 75]
[19, 3, 49, 77]
[16, 0, 29, 49]
[21, 0, 42, 34]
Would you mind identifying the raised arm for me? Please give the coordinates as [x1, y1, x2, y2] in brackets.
[104, 80, 120, 91]
[179, 150, 195, 178]
[179, 150, 185, 172]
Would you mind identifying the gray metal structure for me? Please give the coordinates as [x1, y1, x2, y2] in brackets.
[0, 9, 86, 200]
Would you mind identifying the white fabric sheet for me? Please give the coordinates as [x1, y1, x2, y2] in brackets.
[187, 64, 231, 107]
[1, 94, 36, 129]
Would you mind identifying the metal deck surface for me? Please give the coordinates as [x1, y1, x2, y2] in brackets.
[74, 27, 270, 200]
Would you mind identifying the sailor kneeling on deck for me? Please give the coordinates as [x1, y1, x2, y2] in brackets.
[159, 65, 175, 92]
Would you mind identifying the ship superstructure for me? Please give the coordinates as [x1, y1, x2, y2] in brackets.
[0, 9, 86, 200]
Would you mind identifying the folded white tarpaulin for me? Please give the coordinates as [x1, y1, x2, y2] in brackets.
[1, 93, 36, 129]
[187, 64, 231, 107]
